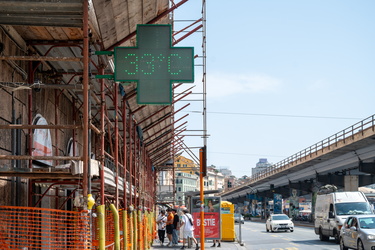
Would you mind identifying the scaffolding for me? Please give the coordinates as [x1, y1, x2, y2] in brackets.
[0, 0, 205, 249]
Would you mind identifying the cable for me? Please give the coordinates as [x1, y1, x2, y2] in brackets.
[209, 151, 287, 158]
[187, 111, 361, 120]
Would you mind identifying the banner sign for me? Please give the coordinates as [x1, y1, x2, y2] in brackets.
[273, 193, 282, 214]
[191, 196, 221, 240]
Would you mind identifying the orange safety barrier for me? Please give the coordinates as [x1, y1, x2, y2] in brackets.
[127, 212, 133, 249]
[137, 212, 145, 249]
[0, 206, 91, 250]
[93, 207, 126, 249]
[91, 208, 155, 249]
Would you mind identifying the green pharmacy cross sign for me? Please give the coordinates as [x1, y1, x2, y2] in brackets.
[115, 24, 194, 105]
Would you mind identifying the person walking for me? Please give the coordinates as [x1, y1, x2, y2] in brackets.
[180, 209, 199, 250]
[165, 208, 174, 247]
[156, 210, 167, 246]
[211, 239, 221, 247]
[172, 208, 180, 246]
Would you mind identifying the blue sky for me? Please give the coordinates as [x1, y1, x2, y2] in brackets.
[173, 0, 375, 177]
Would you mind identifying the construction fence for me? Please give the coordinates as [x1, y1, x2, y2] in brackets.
[0, 205, 155, 250]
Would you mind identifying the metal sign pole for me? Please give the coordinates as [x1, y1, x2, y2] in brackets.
[199, 147, 205, 249]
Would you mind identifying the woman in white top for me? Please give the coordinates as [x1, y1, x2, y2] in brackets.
[180, 209, 199, 250]
[156, 210, 167, 246]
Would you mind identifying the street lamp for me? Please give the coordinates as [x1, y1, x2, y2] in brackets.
[238, 185, 256, 246]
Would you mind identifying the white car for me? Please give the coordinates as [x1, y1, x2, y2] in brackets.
[266, 214, 294, 232]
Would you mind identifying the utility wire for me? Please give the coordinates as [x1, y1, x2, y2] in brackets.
[208, 151, 287, 158]
[187, 111, 361, 120]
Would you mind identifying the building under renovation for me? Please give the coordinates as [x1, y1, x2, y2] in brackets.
[0, 0, 206, 249]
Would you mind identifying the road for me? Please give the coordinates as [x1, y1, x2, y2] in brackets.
[151, 220, 340, 250]
[235, 220, 340, 250]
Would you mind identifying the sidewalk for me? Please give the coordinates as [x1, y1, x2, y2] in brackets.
[150, 240, 246, 250]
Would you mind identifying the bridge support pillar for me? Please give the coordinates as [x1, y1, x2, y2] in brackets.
[344, 175, 358, 191]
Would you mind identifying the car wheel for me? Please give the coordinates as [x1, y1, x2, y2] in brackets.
[340, 237, 348, 250]
[290, 229, 294, 232]
[266, 226, 269, 232]
[319, 229, 329, 241]
[333, 230, 340, 244]
[358, 239, 364, 250]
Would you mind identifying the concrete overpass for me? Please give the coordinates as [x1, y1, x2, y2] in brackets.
[220, 114, 375, 205]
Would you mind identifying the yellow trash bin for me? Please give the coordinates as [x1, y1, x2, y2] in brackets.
[220, 201, 235, 241]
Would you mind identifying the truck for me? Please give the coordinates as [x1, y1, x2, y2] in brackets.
[314, 191, 373, 243]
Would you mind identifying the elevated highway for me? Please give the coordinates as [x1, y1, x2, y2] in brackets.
[221, 114, 375, 202]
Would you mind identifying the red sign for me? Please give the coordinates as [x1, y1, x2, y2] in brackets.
[193, 212, 220, 239]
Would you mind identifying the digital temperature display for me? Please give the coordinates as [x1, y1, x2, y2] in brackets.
[115, 25, 194, 105]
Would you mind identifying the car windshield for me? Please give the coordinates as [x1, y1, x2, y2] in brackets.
[272, 215, 289, 220]
[234, 213, 242, 217]
[335, 202, 373, 215]
[359, 217, 375, 229]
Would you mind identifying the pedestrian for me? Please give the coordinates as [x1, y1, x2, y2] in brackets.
[165, 208, 174, 247]
[156, 210, 167, 246]
[211, 239, 221, 247]
[172, 208, 180, 246]
[180, 209, 199, 250]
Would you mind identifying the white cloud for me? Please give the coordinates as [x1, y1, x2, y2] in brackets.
[207, 73, 282, 99]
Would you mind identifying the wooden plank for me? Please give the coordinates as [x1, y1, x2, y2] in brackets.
[0, 155, 82, 160]
[91, 0, 117, 49]
[45, 26, 70, 40]
[0, 25, 27, 51]
[0, 0, 82, 14]
[61, 27, 83, 40]
[0, 172, 80, 179]
[112, 0, 130, 41]
[0, 14, 83, 28]
[0, 124, 82, 129]
[128, 0, 143, 30]
[0, 55, 82, 62]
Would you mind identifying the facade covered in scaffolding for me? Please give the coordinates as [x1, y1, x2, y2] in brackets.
[0, 0, 206, 249]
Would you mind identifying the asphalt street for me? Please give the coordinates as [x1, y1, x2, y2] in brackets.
[150, 219, 315, 250]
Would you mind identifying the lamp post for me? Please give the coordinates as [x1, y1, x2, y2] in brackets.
[238, 185, 256, 246]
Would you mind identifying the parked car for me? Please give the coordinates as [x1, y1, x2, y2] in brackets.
[340, 214, 375, 250]
[266, 214, 294, 232]
[234, 213, 244, 224]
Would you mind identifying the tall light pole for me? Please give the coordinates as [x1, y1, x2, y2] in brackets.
[199, 146, 206, 248]
[200, 0, 207, 248]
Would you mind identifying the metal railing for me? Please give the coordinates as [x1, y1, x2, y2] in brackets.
[235, 114, 375, 189]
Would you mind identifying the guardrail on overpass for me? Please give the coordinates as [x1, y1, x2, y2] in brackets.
[221, 114, 375, 196]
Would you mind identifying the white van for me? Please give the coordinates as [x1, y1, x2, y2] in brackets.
[314, 191, 373, 243]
